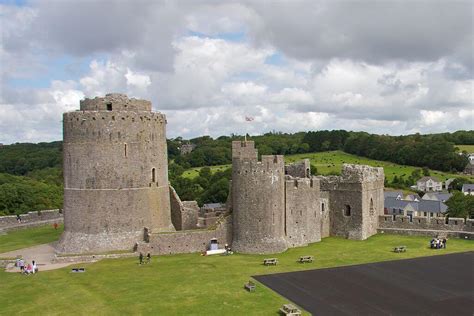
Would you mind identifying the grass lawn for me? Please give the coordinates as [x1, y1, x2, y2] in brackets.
[0, 224, 63, 254]
[456, 144, 474, 153]
[0, 233, 472, 315]
[181, 151, 473, 184]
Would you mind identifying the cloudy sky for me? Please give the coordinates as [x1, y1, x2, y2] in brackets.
[0, 0, 472, 144]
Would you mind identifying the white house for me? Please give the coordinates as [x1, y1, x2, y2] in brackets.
[416, 176, 443, 192]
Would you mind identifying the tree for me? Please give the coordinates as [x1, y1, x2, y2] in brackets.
[445, 191, 474, 219]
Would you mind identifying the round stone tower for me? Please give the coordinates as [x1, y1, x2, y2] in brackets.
[56, 93, 175, 254]
[231, 141, 288, 254]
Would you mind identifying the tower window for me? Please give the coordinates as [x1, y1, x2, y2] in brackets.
[322, 203, 325, 212]
[124, 143, 127, 157]
[106, 103, 112, 111]
[369, 198, 374, 215]
[151, 168, 156, 183]
[344, 205, 351, 216]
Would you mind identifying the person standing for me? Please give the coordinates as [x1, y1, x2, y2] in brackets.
[442, 238, 447, 249]
[139, 252, 143, 265]
[146, 253, 151, 264]
[53, 223, 58, 230]
[19, 259, 25, 273]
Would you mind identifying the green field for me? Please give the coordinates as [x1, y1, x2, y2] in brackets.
[182, 151, 473, 184]
[0, 224, 63, 254]
[0, 228, 473, 315]
[456, 144, 474, 153]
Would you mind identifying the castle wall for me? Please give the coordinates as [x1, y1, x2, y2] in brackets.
[57, 94, 174, 254]
[146, 216, 232, 255]
[379, 215, 474, 232]
[231, 141, 287, 254]
[0, 210, 62, 228]
[285, 177, 321, 247]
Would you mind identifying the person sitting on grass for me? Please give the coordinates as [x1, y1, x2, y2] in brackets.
[24, 263, 33, 275]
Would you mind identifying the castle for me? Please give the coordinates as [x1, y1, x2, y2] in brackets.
[57, 94, 385, 255]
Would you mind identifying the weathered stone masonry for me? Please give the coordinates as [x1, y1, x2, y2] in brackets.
[57, 94, 174, 254]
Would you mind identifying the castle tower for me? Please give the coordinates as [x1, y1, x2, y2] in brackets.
[320, 164, 384, 240]
[56, 94, 175, 254]
[231, 141, 288, 254]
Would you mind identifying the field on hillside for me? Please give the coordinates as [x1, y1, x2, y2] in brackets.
[182, 151, 473, 184]
[0, 228, 473, 315]
[456, 144, 474, 153]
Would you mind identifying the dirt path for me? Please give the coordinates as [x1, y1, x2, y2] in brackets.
[1, 243, 79, 272]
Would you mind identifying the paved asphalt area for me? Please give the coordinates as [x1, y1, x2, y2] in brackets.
[254, 252, 473, 316]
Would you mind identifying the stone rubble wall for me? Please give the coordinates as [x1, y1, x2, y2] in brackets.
[147, 216, 232, 255]
[285, 159, 310, 178]
[0, 210, 63, 228]
[379, 215, 473, 232]
[284, 177, 321, 247]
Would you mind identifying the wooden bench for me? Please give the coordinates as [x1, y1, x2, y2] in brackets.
[299, 255, 314, 263]
[263, 258, 278, 266]
[244, 281, 256, 292]
[279, 303, 302, 316]
[393, 246, 407, 253]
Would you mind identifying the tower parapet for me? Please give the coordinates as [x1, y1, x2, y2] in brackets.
[57, 94, 174, 254]
[231, 141, 287, 254]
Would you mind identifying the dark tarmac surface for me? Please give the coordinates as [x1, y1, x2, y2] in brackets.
[254, 252, 474, 316]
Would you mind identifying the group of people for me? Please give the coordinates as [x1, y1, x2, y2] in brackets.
[16, 259, 38, 274]
[138, 252, 151, 265]
[430, 237, 447, 249]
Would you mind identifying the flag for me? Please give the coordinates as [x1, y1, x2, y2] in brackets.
[245, 116, 254, 122]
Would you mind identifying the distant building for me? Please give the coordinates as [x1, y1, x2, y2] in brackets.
[384, 191, 447, 218]
[384, 191, 403, 200]
[0, 143, 3, 148]
[464, 161, 474, 175]
[180, 143, 196, 155]
[416, 176, 443, 192]
[462, 184, 474, 195]
[422, 192, 452, 202]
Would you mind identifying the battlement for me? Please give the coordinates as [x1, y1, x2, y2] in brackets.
[80, 93, 152, 112]
[232, 141, 258, 160]
[285, 176, 320, 189]
[341, 164, 384, 182]
[379, 215, 474, 233]
[285, 159, 311, 178]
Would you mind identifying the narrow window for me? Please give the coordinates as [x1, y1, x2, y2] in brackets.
[106, 103, 112, 111]
[151, 168, 156, 183]
[124, 143, 127, 157]
[322, 203, 325, 212]
[306, 168, 310, 177]
[369, 198, 374, 215]
[344, 205, 351, 216]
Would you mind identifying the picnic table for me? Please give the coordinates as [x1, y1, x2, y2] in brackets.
[263, 258, 278, 266]
[244, 280, 256, 292]
[299, 255, 314, 263]
[393, 246, 407, 253]
[279, 303, 302, 316]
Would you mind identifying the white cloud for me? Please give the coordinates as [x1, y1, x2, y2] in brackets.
[0, 1, 472, 144]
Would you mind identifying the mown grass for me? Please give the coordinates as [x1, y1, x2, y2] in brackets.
[456, 144, 474, 153]
[0, 224, 63, 253]
[0, 233, 472, 315]
[181, 151, 473, 184]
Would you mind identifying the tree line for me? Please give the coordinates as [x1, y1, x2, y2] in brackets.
[0, 130, 472, 215]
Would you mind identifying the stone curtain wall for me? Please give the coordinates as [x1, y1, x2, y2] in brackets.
[0, 210, 62, 228]
[379, 215, 474, 233]
[285, 177, 321, 247]
[148, 216, 232, 255]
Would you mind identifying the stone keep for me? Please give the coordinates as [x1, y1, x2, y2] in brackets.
[56, 93, 175, 254]
[319, 164, 384, 240]
[231, 141, 288, 254]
